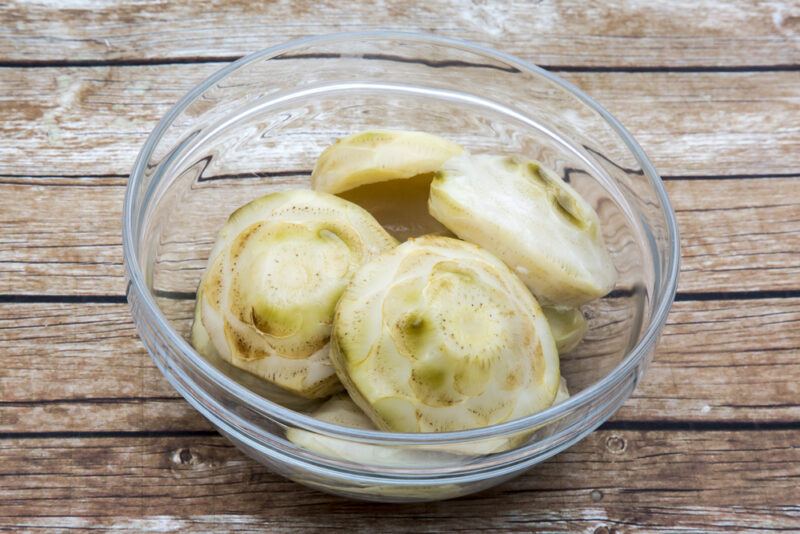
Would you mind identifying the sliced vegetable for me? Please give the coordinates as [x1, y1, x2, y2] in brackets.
[286, 393, 543, 460]
[285, 394, 443, 466]
[429, 154, 617, 306]
[331, 235, 561, 433]
[543, 306, 588, 354]
[312, 130, 463, 195]
[554, 376, 571, 405]
[191, 189, 397, 398]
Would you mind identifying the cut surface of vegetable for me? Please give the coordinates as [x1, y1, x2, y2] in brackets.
[331, 235, 561, 433]
[311, 130, 463, 195]
[286, 395, 378, 460]
[191, 189, 397, 398]
[429, 154, 617, 306]
[285, 394, 441, 466]
[287, 394, 519, 460]
[554, 376, 571, 405]
[543, 306, 588, 354]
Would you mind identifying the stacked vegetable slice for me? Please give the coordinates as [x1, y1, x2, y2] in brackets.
[191, 190, 396, 399]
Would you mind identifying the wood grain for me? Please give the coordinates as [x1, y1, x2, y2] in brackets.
[2, 175, 797, 296]
[1, 0, 799, 68]
[666, 177, 800, 293]
[1, 431, 798, 532]
[619, 297, 800, 422]
[2, 297, 797, 433]
[0, 176, 127, 295]
[3, 2, 800, 528]
[7, 510, 800, 534]
[0, 301, 209, 433]
[1, 66, 798, 177]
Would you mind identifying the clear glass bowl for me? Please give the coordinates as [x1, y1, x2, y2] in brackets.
[123, 32, 679, 502]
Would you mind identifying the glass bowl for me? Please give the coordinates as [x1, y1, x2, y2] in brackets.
[123, 32, 679, 502]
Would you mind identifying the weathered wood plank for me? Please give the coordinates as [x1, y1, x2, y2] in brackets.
[0, 302, 174, 401]
[3, 175, 797, 296]
[0, 431, 798, 531]
[2, 0, 798, 68]
[0, 298, 209, 433]
[0, 67, 798, 177]
[0, 399, 211, 434]
[3, 1, 797, 530]
[0, 177, 127, 295]
[666, 177, 800, 293]
[618, 297, 800, 422]
[568, 71, 800, 178]
[2, 298, 798, 432]
[145, 173, 800, 297]
[6, 509, 800, 534]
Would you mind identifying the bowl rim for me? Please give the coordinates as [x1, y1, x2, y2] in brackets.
[123, 30, 680, 445]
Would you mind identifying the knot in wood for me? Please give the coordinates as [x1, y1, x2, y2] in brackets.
[605, 435, 627, 454]
[171, 447, 195, 466]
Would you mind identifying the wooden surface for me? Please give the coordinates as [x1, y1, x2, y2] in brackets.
[1, 1, 799, 532]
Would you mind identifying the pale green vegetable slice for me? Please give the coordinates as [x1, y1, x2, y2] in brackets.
[554, 376, 571, 405]
[287, 395, 531, 460]
[191, 294, 319, 410]
[298, 393, 376, 430]
[311, 130, 463, 195]
[543, 306, 588, 354]
[286, 394, 442, 466]
[331, 235, 561, 433]
[285, 394, 375, 459]
[191, 288, 219, 359]
[429, 154, 618, 306]
[288, 381, 571, 461]
[191, 190, 397, 399]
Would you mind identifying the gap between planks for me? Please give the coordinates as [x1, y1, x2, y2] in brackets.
[3, 65, 798, 178]
[4, 289, 800, 305]
[4, 419, 800, 441]
[3, 0, 799, 70]
[2, 172, 800, 297]
[1, 430, 798, 517]
[2, 55, 800, 72]
[3, 297, 798, 427]
[3, 171, 800, 181]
